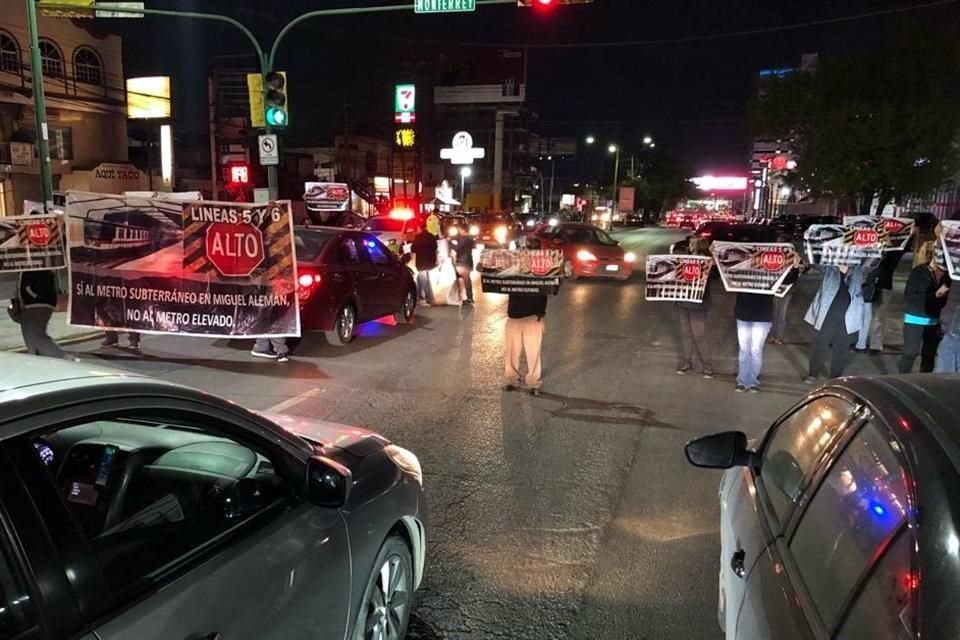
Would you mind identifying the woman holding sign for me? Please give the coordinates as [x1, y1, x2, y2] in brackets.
[804, 265, 866, 383]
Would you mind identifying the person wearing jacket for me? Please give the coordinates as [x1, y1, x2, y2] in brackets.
[676, 237, 714, 378]
[450, 232, 476, 305]
[412, 228, 438, 306]
[936, 284, 960, 373]
[899, 242, 948, 373]
[855, 250, 903, 354]
[804, 264, 866, 383]
[734, 263, 800, 393]
[17, 269, 68, 359]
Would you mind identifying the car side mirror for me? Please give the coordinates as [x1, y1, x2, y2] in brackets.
[685, 431, 750, 469]
[307, 456, 353, 508]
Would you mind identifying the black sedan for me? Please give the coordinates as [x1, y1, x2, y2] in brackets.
[0, 354, 426, 640]
[686, 375, 960, 639]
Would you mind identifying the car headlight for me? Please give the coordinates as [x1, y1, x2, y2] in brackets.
[577, 249, 597, 262]
[494, 225, 508, 243]
[624, 251, 637, 263]
[384, 444, 423, 487]
[448, 226, 459, 237]
[548, 218, 558, 226]
[469, 225, 480, 236]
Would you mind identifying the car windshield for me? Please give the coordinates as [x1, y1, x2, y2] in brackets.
[565, 227, 618, 246]
[364, 218, 405, 233]
[294, 229, 334, 261]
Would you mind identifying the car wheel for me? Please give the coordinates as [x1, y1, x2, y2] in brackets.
[352, 536, 413, 640]
[393, 289, 416, 324]
[563, 260, 579, 280]
[325, 304, 356, 346]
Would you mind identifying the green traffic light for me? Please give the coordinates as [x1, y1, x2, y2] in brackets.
[266, 106, 288, 127]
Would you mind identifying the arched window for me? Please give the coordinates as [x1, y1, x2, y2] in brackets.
[0, 31, 20, 74]
[38, 39, 63, 78]
[73, 47, 102, 85]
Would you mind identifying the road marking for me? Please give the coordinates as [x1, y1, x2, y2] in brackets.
[265, 387, 324, 414]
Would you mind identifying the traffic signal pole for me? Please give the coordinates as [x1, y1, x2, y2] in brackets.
[33, 0, 517, 202]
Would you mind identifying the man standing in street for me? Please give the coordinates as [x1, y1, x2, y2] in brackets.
[412, 227, 438, 306]
[450, 231, 476, 305]
[504, 290, 547, 396]
[16, 269, 69, 359]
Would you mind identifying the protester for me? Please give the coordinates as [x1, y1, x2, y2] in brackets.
[676, 237, 714, 378]
[504, 239, 548, 396]
[251, 337, 290, 363]
[804, 264, 866, 383]
[450, 232, 476, 305]
[936, 284, 960, 373]
[768, 232, 801, 346]
[16, 269, 69, 359]
[412, 227, 438, 306]
[855, 250, 902, 354]
[102, 331, 141, 352]
[899, 241, 948, 374]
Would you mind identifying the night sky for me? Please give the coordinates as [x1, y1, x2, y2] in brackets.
[112, 0, 959, 173]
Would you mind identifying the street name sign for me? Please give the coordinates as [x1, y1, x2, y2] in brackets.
[414, 0, 476, 13]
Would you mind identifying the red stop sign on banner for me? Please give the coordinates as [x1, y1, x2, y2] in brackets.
[27, 223, 51, 246]
[205, 222, 265, 277]
[681, 262, 702, 282]
[854, 229, 879, 246]
[761, 251, 786, 272]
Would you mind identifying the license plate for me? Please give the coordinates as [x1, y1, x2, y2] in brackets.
[605, 264, 620, 272]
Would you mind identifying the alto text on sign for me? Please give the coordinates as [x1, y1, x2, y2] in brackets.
[414, 0, 476, 13]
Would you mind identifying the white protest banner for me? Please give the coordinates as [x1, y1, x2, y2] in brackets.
[0, 215, 66, 272]
[712, 242, 799, 295]
[940, 221, 960, 281]
[645, 255, 712, 302]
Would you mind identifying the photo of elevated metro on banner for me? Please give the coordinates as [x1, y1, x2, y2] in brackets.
[65, 192, 300, 338]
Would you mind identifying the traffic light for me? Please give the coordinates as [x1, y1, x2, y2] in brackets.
[226, 163, 250, 185]
[264, 71, 288, 128]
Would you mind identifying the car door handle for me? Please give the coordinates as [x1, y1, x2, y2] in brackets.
[731, 549, 746, 579]
[185, 633, 222, 640]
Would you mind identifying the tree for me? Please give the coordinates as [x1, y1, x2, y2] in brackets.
[751, 22, 960, 215]
[625, 149, 697, 218]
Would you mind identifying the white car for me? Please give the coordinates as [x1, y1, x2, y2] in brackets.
[363, 215, 420, 255]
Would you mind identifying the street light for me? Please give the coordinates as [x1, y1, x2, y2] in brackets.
[460, 166, 472, 201]
[608, 144, 621, 214]
[585, 135, 595, 145]
[642, 135, 653, 146]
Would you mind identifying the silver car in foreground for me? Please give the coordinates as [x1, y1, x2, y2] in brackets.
[0, 353, 426, 640]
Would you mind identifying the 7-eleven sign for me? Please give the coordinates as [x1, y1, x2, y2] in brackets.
[394, 84, 416, 124]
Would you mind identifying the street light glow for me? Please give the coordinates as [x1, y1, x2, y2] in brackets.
[586, 136, 595, 145]
[460, 167, 472, 178]
[608, 144, 618, 154]
[643, 136, 653, 145]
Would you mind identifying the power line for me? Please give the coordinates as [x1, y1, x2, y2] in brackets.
[243, 0, 959, 49]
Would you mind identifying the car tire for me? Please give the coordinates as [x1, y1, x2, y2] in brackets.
[352, 535, 414, 640]
[393, 289, 416, 324]
[563, 260, 579, 281]
[325, 303, 356, 347]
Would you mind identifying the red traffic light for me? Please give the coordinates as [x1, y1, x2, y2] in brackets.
[517, 0, 592, 6]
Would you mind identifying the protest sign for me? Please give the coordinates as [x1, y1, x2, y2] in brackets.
[0, 214, 66, 272]
[645, 255, 712, 302]
[712, 242, 799, 295]
[479, 249, 564, 295]
[940, 221, 960, 281]
[66, 192, 299, 338]
[304, 182, 351, 212]
[806, 216, 914, 266]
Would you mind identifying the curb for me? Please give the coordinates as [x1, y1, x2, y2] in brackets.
[3, 331, 102, 354]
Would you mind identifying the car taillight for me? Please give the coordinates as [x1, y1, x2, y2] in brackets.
[298, 272, 321, 304]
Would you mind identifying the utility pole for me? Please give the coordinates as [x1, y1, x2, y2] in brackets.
[25, 0, 54, 211]
[612, 146, 621, 207]
[207, 76, 219, 200]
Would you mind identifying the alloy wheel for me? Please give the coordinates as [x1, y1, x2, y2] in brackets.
[340, 306, 356, 342]
[361, 555, 409, 640]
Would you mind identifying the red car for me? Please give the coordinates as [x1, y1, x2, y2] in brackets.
[295, 227, 417, 345]
[534, 223, 636, 281]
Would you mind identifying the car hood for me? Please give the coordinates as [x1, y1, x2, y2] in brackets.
[263, 413, 390, 458]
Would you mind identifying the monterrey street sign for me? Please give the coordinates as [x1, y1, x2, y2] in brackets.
[414, 0, 476, 13]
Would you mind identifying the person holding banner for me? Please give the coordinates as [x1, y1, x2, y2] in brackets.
[898, 242, 948, 374]
[412, 227, 438, 307]
[676, 238, 714, 378]
[16, 269, 69, 360]
[804, 265, 866, 383]
[102, 331, 141, 352]
[503, 239, 549, 396]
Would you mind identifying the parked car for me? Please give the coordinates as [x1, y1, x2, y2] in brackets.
[295, 227, 417, 346]
[362, 214, 421, 255]
[0, 353, 426, 640]
[685, 374, 960, 640]
[670, 223, 777, 254]
[471, 212, 519, 249]
[534, 222, 636, 280]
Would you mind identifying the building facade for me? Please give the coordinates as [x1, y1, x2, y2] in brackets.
[0, 6, 127, 216]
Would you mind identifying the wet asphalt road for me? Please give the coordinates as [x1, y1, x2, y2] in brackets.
[57, 226, 909, 640]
